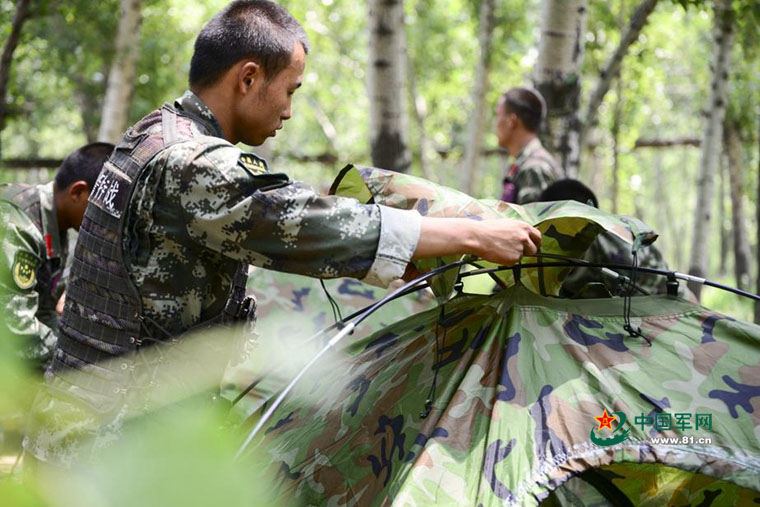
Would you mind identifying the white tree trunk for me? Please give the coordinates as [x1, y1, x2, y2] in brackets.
[687, 0, 734, 299]
[460, 0, 496, 195]
[368, 0, 410, 173]
[97, 0, 142, 143]
[534, 0, 588, 177]
[724, 119, 751, 290]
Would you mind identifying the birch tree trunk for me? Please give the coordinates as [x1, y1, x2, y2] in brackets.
[687, 0, 734, 299]
[97, 0, 143, 143]
[582, 0, 658, 135]
[460, 0, 496, 195]
[0, 0, 32, 157]
[724, 119, 751, 290]
[534, 0, 588, 177]
[368, 0, 411, 173]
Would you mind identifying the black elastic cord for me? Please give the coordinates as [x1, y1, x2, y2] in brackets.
[420, 304, 446, 419]
[622, 250, 651, 346]
[319, 279, 343, 325]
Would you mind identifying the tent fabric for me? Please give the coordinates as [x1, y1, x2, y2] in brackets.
[252, 287, 760, 505]
[330, 165, 658, 300]
[222, 269, 434, 420]
[241, 168, 760, 506]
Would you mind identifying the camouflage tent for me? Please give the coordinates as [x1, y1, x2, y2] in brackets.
[241, 168, 760, 506]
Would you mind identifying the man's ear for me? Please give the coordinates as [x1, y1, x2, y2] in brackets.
[68, 180, 90, 203]
[238, 60, 262, 94]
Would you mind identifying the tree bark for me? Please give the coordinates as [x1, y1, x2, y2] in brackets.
[582, 0, 659, 135]
[687, 0, 734, 299]
[368, 0, 411, 173]
[0, 0, 33, 157]
[724, 118, 751, 291]
[534, 0, 588, 177]
[718, 154, 728, 276]
[460, 0, 496, 195]
[97, 0, 143, 143]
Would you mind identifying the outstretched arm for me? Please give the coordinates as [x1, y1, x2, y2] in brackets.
[414, 217, 541, 266]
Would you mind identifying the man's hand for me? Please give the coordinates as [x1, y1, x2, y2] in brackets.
[413, 217, 541, 266]
[469, 219, 541, 266]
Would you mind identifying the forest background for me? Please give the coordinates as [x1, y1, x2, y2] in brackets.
[1, 0, 759, 321]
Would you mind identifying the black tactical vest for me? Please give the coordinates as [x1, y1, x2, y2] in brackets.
[47, 106, 252, 415]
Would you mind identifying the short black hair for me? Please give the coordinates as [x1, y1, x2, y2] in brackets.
[539, 179, 599, 208]
[54, 142, 114, 190]
[189, 0, 310, 89]
[502, 87, 546, 132]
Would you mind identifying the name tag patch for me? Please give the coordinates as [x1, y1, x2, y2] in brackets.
[90, 163, 132, 219]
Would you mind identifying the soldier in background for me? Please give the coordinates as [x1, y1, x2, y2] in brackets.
[539, 179, 689, 299]
[496, 87, 564, 204]
[0, 143, 114, 371]
[24, 0, 541, 467]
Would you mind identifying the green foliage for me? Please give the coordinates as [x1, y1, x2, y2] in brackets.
[0, 0, 757, 314]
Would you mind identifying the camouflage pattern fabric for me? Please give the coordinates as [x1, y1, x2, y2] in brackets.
[330, 166, 657, 301]
[546, 463, 760, 505]
[125, 91, 419, 339]
[250, 287, 760, 506]
[0, 182, 66, 370]
[222, 268, 435, 421]
[508, 137, 564, 205]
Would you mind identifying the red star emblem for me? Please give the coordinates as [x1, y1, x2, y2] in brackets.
[595, 409, 617, 431]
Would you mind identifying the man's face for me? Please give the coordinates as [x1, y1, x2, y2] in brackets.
[495, 96, 515, 148]
[237, 42, 306, 146]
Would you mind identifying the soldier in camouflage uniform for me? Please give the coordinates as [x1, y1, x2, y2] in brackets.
[0, 143, 114, 371]
[539, 179, 688, 298]
[496, 87, 564, 205]
[24, 0, 541, 467]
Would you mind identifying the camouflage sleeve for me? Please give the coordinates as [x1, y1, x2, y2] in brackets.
[0, 202, 57, 368]
[514, 161, 557, 205]
[165, 142, 420, 287]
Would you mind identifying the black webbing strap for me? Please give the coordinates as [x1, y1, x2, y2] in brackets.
[77, 226, 121, 260]
[66, 283, 139, 321]
[58, 320, 131, 358]
[61, 310, 137, 349]
[71, 256, 134, 296]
